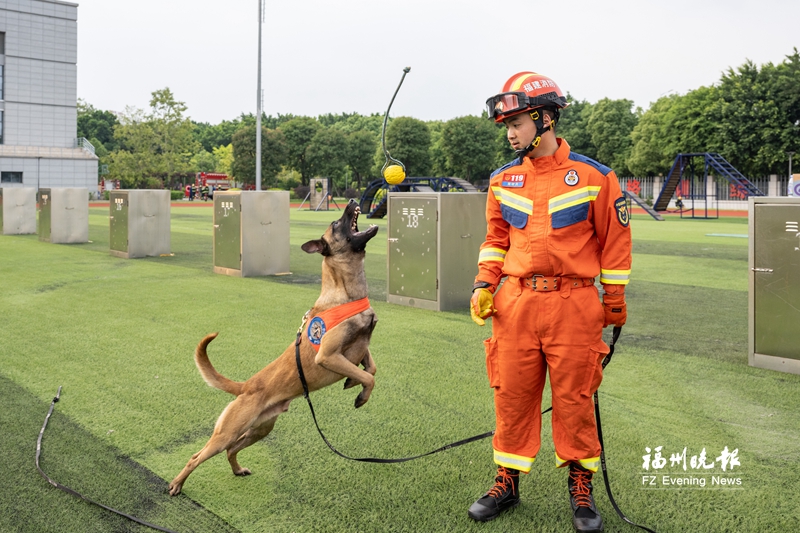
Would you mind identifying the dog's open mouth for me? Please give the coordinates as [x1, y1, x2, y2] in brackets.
[350, 205, 378, 238]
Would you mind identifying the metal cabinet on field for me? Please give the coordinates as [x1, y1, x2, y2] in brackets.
[109, 190, 171, 259]
[213, 191, 290, 277]
[0, 188, 36, 235]
[386, 192, 487, 311]
[37, 188, 88, 244]
[749, 197, 800, 375]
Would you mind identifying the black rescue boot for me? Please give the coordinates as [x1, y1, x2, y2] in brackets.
[568, 463, 603, 532]
[468, 466, 520, 522]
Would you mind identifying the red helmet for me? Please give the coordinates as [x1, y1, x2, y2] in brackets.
[486, 72, 569, 124]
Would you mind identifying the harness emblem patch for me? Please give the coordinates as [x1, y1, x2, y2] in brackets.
[502, 173, 526, 188]
[564, 170, 579, 186]
[615, 197, 629, 227]
[307, 316, 327, 347]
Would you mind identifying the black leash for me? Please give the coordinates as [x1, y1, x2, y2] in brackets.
[294, 331, 494, 462]
[36, 386, 179, 533]
[295, 324, 656, 532]
[594, 327, 657, 533]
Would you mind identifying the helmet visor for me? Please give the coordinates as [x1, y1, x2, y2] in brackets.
[486, 92, 530, 120]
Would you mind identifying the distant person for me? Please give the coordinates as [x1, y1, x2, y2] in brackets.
[468, 71, 632, 533]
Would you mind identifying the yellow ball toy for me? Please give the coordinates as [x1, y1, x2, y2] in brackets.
[383, 164, 406, 185]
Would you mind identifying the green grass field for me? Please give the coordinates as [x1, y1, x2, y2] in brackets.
[1, 205, 798, 533]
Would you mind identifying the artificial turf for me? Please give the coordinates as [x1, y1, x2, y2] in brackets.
[0, 204, 798, 532]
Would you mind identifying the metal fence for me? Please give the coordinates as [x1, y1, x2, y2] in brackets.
[618, 175, 789, 202]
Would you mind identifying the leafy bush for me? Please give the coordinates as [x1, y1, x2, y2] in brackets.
[171, 190, 184, 200]
[294, 185, 310, 200]
[344, 188, 360, 199]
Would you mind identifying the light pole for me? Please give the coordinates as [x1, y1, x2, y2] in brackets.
[789, 151, 796, 197]
[255, 0, 263, 191]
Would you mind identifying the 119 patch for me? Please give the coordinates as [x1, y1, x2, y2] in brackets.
[501, 173, 526, 188]
[615, 197, 629, 227]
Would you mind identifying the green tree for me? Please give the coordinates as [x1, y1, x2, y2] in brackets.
[148, 88, 198, 186]
[306, 126, 349, 187]
[344, 130, 378, 188]
[712, 51, 800, 176]
[190, 150, 217, 173]
[213, 144, 234, 178]
[109, 106, 160, 188]
[280, 117, 322, 185]
[586, 98, 638, 175]
[193, 119, 245, 152]
[558, 96, 596, 159]
[627, 95, 677, 177]
[77, 99, 119, 152]
[375, 117, 431, 176]
[231, 125, 288, 188]
[439, 116, 498, 182]
[428, 121, 449, 177]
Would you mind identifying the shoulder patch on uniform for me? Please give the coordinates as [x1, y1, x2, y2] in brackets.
[490, 157, 523, 178]
[615, 197, 629, 227]
[568, 152, 613, 176]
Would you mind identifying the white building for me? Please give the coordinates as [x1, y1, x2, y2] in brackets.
[0, 0, 97, 190]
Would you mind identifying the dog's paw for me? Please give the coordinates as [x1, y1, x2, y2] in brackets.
[168, 482, 182, 497]
[354, 392, 368, 409]
[343, 377, 357, 390]
[234, 468, 252, 477]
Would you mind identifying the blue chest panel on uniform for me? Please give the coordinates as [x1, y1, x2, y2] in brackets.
[568, 152, 612, 176]
[551, 203, 590, 229]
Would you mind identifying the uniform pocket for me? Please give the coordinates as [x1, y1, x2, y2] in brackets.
[501, 204, 528, 229]
[579, 341, 610, 397]
[484, 337, 501, 389]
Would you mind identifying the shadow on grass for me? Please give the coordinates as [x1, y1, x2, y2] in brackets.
[0, 374, 240, 533]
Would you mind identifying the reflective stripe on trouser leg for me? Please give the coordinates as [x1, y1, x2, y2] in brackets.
[556, 452, 601, 473]
[494, 450, 535, 473]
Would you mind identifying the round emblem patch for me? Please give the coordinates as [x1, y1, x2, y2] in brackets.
[793, 182, 800, 197]
[564, 170, 579, 186]
[307, 316, 327, 347]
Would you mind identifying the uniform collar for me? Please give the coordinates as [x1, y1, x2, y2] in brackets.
[525, 137, 571, 168]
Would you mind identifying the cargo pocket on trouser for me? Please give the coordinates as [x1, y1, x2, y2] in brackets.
[484, 338, 501, 389]
[579, 341, 610, 398]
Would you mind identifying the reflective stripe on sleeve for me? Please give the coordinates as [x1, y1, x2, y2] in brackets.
[599, 268, 630, 285]
[479, 247, 507, 263]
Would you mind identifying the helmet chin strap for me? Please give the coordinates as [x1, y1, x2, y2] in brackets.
[514, 108, 556, 158]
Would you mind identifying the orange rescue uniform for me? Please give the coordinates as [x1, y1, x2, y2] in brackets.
[476, 138, 632, 474]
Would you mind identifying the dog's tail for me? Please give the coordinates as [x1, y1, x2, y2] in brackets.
[194, 333, 244, 396]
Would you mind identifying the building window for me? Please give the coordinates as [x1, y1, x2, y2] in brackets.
[0, 65, 4, 100]
[1, 172, 23, 184]
[0, 32, 4, 55]
[0, 110, 3, 144]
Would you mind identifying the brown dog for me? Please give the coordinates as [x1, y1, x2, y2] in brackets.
[168, 200, 379, 496]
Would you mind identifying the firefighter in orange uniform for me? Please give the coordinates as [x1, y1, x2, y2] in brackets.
[468, 72, 631, 533]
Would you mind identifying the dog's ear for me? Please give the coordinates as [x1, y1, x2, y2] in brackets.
[301, 239, 329, 255]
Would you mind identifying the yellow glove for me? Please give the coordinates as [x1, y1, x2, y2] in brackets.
[470, 288, 496, 326]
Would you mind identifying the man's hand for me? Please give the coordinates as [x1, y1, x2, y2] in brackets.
[470, 288, 496, 326]
[602, 293, 627, 327]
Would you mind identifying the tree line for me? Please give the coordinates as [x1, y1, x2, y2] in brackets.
[79, 49, 800, 192]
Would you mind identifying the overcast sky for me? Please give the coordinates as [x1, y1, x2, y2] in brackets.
[75, 0, 800, 125]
